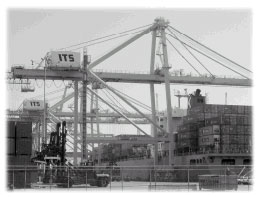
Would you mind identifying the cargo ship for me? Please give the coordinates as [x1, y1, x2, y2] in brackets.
[90, 89, 252, 181]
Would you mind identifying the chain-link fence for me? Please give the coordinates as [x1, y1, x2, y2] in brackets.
[7, 165, 252, 191]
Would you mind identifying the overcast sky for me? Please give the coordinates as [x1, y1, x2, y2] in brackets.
[7, 9, 252, 112]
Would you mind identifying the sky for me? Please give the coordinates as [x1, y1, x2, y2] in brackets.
[7, 9, 252, 114]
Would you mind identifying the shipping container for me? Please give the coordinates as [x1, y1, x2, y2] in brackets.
[16, 138, 32, 155]
[224, 105, 232, 114]
[177, 138, 198, 148]
[244, 126, 252, 134]
[178, 124, 199, 132]
[199, 134, 220, 146]
[7, 138, 15, 155]
[237, 106, 245, 114]
[231, 105, 238, 114]
[220, 134, 244, 144]
[199, 125, 220, 136]
[7, 155, 32, 165]
[244, 106, 252, 114]
[178, 131, 198, 140]
[229, 116, 237, 125]
[236, 125, 244, 134]
[217, 105, 225, 113]
[16, 122, 32, 138]
[221, 125, 237, 135]
[7, 121, 16, 138]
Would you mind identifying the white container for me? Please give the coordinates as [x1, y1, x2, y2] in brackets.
[46, 51, 81, 70]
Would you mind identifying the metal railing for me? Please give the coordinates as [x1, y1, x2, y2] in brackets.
[6, 165, 252, 191]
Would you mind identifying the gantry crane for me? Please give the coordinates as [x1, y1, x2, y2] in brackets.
[8, 17, 252, 166]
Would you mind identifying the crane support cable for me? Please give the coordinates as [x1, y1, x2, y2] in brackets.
[29, 87, 66, 99]
[166, 38, 202, 76]
[85, 90, 106, 111]
[87, 70, 166, 133]
[57, 23, 153, 51]
[102, 88, 129, 113]
[168, 25, 252, 73]
[167, 33, 250, 79]
[104, 88, 152, 113]
[167, 28, 215, 78]
[71, 33, 134, 51]
[109, 86, 153, 112]
[86, 86, 150, 136]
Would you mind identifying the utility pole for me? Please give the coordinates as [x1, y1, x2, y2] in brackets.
[82, 48, 88, 161]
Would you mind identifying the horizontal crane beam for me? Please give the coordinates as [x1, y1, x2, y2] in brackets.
[53, 111, 151, 118]
[85, 137, 169, 144]
[11, 68, 252, 86]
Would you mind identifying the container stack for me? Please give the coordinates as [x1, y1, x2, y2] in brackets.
[178, 104, 252, 154]
[198, 105, 252, 154]
[177, 122, 204, 153]
[7, 121, 16, 156]
[7, 121, 34, 188]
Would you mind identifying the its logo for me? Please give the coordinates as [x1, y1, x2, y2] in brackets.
[58, 54, 75, 62]
[30, 101, 40, 107]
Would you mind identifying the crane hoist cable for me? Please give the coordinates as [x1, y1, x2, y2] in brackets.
[57, 23, 153, 51]
[166, 37, 202, 76]
[167, 28, 215, 78]
[167, 33, 250, 79]
[168, 25, 252, 73]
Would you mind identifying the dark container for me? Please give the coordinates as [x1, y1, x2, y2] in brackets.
[7, 138, 15, 155]
[236, 125, 245, 134]
[16, 138, 32, 155]
[7, 155, 32, 165]
[178, 131, 198, 140]
[237, 106, 245, 114]
[7, 121, 16, 138]
[177, 138, 198, 148]
[224, 105, 232, 114]
[231, 105, 238, 114]
[16, 122, 32, 138]
[221, 125, 237, 135]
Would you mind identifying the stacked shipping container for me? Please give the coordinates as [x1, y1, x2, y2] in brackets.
[177, 104, 252, 154]
[7, 121, 35, 188]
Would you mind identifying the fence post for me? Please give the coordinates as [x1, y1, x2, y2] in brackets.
[110, 168, 112, 191]
[187, 168, 190, 191]
[154, 167, 156, 190]
[24, 166, 26, 190]
[13, 169, 15, 190]
[86, 169, 87, 191]
[149, 168, 151, 191]
[121, 167, 123, 191]
[67, 166, 69, 189]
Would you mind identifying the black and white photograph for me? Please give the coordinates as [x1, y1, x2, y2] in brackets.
[3, 1, 259, 193]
